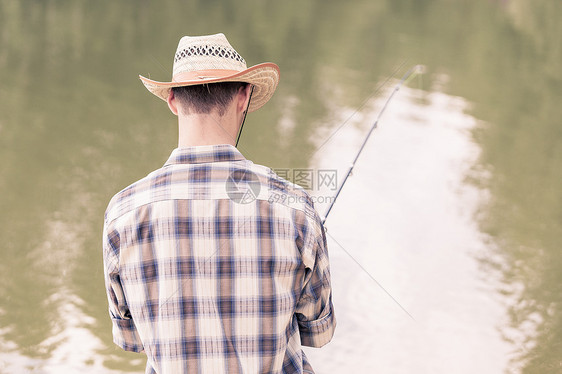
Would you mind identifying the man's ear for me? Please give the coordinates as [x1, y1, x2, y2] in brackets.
[237, 84, 253, 113]
[167, 89, 179, 116]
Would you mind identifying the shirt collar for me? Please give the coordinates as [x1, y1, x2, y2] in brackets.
[164, 144, 246, 166]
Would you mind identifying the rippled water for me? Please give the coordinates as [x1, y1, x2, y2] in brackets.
[1, 0, 561, 373]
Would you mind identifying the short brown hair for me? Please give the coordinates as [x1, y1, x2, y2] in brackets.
[172, 82, 248, 116]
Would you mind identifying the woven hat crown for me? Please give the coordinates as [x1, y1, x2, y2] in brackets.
[173, 34, 247, 77]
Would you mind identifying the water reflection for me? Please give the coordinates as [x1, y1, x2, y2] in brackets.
[305, 82, 510, 372]
[460, 1, 562, 371]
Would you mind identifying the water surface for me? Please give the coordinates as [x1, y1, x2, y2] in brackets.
[0, 0, 561, 372]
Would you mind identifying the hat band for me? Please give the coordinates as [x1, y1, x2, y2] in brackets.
[171, 69, 242, 83]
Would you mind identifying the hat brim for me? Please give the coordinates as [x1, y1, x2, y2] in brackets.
[139, 62, 280, 113]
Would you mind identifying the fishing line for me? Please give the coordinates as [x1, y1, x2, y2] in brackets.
[327, 231, 416, 321]
[318, 65, 425, 322]
[322, 65, 425, 225]
[310, 60, 409, 159]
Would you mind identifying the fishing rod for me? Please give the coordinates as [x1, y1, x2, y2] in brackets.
[322, 65, 425, 225]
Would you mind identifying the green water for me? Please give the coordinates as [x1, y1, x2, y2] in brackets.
[0, 0, 561, 372]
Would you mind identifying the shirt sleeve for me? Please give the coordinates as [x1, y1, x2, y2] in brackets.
[295, 213, 336, 348]
[102, 220, 144, 353]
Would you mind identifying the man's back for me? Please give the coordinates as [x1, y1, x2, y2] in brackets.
[103, 145, 335, 373]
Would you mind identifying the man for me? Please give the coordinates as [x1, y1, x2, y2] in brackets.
[102, 33, 335, 374]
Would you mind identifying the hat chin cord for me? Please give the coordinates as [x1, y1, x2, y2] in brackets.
[235, 85, 254, 147]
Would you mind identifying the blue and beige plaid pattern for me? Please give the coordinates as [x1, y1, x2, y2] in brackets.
[103, 145, 335, 373]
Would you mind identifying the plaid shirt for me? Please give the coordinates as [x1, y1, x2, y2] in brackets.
[102, 144, 335, 374]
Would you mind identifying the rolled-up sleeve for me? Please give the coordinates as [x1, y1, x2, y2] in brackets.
[102, 221, 144, 353]
[295, 217, 336, 348]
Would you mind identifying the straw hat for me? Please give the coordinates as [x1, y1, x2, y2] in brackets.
[139, 33, 280, 112]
